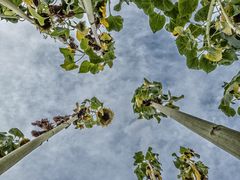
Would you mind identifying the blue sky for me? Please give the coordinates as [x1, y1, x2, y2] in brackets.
[0, 1, 240, 179]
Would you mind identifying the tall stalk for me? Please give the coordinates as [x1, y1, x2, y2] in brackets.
[0, 115, 78, 175]
[0, 0, 33, 23]
[81, 0, 101, 45]
[206, 0, 216, 47]
[151, 102, 240, 160]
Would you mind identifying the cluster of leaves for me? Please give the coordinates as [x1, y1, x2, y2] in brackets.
[133, 147, 162, 180]
[115, 0, 239, 73]
[0, 128, 30, 158]
[132, 78, 184, 123]
[31, 97, 114, 136]
[73, 97, 114, 129]
[219, 71, 240, 116]
[172, 146, 208, 180]
[0, 0, 124, 74]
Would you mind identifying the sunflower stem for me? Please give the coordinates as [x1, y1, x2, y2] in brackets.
[0, 115, 78, 175]
[0, 0, 34, 23]
[151, 102, 240, 160]
[81, 0, 101, 45]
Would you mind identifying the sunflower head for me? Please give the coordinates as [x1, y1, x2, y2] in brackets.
[97, 108, 114, 127]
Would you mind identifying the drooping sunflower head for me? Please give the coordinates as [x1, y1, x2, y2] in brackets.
[97, 108, 114, 127]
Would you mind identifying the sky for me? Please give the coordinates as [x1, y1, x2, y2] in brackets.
[0, 1, 240, 180]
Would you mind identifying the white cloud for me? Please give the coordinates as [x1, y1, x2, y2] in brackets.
[0, 2, 240, 180]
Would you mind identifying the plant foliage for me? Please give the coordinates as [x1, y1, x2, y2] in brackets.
[73, 97, 114, 129]
[133, 147, 162, 180]
[0, 128, 29, 158]
[0, 0, 124, 74]
[172, 146, 208, 180]
[219, 71, 240, 116]
[132, 78, 184, 123]
[115, 0, 239, 72]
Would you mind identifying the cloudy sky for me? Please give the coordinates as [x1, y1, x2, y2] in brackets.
[0, 1, 240, 180]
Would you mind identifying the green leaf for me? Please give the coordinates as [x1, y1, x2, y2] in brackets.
[114, 0, 129, 11]
[103, 50, 115, 62]
[178, 0, 198, 17]
[89, 64, 99, 74]
[219, 104, 236, 117]
[194, 4, 209, 22]
[132, 0, 154, 15]
[199, 55, 217, 73]
[59, 48, 78, 71]
[133, 151, 144, 164]
[238, 107, 240, 115]
[231, 0, 240, 5]
[59, 48, 74, 60]
[28, 6, 45, 26]
[188, 24, 203, 37]
[186, 57, 199, 69]
[50, 27, 70, 38]
[90, 97, 103, 110]
[220, 49, 238, 65]
[152, 0, 174, 12]
[85, 49, 103, 64]
[176, 35, 195, 55]
[9, 128, 24, 138]
[60, 62, 78, 71]
[106, 15, 124, 32]
[149, 12, 165, 33]
[80, 38, 90, 51]
[79, 60, 90, 73]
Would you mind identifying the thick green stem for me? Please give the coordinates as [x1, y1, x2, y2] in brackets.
[0, 14, 19, 19]
[206, 0, 216, 47]
[0, 0, 33, 23]
[151, 102, 240, 160]
[81, 0, 101, 45]
[0, 115, 78, 175]
[217, 0, 240, 34]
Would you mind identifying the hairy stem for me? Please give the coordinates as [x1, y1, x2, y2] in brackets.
[217, 0, 240, 34]
[0, 14, 19, 19]
[81, 0, 101, 45]
[0, 0, 34, 23]
[0, 115, 78, 175]
[147, 161, 156, 180]
[206, 0, 216, 47]
[151, 102, 240, 160]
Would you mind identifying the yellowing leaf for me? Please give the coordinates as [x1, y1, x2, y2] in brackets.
[100, 32, 112, 41]
[205, 48, 223, 62]
[23, 0, 33, 6]
[76, 28, 89, 41]
[100, 18, 109, 28]
[99, 2, 109, 28]
[101, 43, 108, 51]
[233, 83, 240, 93]
[222, 22, 232, 36]
[135, 96, 143, 108]
[172, 26, 183, 36]
[98, 64, 104, 71]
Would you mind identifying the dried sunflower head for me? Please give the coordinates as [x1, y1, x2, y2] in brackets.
[97, 108, 114, 127]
